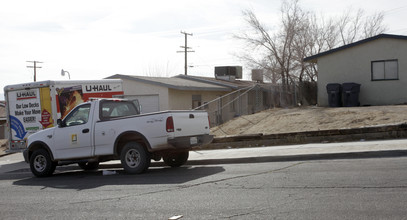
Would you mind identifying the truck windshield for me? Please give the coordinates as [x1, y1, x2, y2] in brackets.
[64, 104, 91, 126]
[100, 101, 139, 119]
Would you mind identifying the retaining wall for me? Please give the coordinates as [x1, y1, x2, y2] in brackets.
[200, 123, 407, 150]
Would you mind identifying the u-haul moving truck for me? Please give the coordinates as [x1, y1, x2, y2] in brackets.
[4, 79, 124, 151]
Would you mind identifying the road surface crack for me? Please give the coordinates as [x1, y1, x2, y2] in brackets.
[178, 162, 305, 189]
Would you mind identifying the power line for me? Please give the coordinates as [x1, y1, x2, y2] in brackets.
[383, 5, 407, 15]
[177, 31, 195, 75]
[26, 61, 43, 82]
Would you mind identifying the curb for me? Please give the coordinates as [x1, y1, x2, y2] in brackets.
[0, 152, 14, 158]
[200, 123, 407, 150]
[185, 150, 407, 165]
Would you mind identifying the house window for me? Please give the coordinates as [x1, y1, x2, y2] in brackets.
[192, 95, 202, 109]
[371, 59, 398, 81]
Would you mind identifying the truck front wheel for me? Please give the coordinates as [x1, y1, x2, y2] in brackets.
[120, 142, 150, 174]
[30, 149, 56, 177]
[163, 151, 189, 167]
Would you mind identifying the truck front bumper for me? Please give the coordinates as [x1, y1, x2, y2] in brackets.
[168, 134, 214, 149]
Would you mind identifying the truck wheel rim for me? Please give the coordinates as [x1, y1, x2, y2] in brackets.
[34, 155, 46, 172]
[125, 149, 140, 168]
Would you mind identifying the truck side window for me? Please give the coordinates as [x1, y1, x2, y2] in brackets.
[100, 101, 138, 120]
[64, 104, 91, 127]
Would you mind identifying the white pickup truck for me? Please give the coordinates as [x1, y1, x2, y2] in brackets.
[23, 99, 213, 177]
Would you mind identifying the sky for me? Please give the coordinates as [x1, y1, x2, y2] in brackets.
[1, 0, 407, 100]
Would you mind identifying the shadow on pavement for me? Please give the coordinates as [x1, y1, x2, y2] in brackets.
[12, 165, 225, 190]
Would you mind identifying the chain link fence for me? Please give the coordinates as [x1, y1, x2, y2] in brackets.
[197, 81, 317, 126]
[0, 122, 5, 139]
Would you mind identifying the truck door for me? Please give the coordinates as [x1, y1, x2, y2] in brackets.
[52, 104, 93, 159]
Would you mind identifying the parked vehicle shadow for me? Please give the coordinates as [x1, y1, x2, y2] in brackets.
[12, 164, 225, 190]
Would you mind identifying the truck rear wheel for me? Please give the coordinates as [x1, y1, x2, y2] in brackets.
[30, 149, 56, 177]
[78, 161, 100, 170]
[163, 151, 189, 167]
[120, 142, 150, 174]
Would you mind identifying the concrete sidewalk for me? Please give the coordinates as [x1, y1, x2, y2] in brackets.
[188, 139, 407, 163]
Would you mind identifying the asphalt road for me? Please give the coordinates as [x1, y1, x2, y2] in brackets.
[1, 140, 407, 219]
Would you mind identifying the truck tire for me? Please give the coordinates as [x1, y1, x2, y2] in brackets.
[78, 161, 100, 170]
[163, 151, 189, 167]
[30, 149, 56, 177]
[120, 142, 150, 174]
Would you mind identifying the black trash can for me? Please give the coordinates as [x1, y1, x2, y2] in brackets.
[326, 83, 342, 107]
[342, 83, 361, 107]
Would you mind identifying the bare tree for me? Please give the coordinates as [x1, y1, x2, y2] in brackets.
[235, 0, 314, 86]
[234, 0, 308, 102]
[234, 9, 280, 82]
[363, 12, 386, 37]
[235, 0, 387, 85]
[143, 60, 175, 77]
[337, 8, 386, 45]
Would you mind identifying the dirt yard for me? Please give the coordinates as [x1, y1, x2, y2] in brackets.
[211, 105, 407, 137]
[0, 139, 7, 155]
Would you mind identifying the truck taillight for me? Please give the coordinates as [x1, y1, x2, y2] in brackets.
[166, 116, 174, 132]
[208, 116, 211, 128]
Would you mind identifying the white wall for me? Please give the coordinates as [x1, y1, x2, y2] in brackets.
[317, 38, 407, 106]
[121, 78, 169, 111]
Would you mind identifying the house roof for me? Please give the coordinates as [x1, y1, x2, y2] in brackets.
[304, 34, 407, 63]
[175, 74, 258, 89]
[106, 74, 232, 91]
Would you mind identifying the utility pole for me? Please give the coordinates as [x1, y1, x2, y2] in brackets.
[177, 31, 194, 75]
[26, 61, 43, 82]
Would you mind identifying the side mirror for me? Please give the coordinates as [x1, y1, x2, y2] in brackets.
[57, 119, 65, 127]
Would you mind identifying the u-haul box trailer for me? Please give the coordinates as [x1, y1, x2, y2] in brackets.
[4, 79, 124, 151]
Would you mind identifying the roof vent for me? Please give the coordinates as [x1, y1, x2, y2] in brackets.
[215, 66, 242, 81]
[251, 69, 263, 82]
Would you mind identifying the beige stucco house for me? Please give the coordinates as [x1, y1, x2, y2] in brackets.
[106, 74, 266, 125]
[304, 34, 407, 106]
[107, 74, 230, 111]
